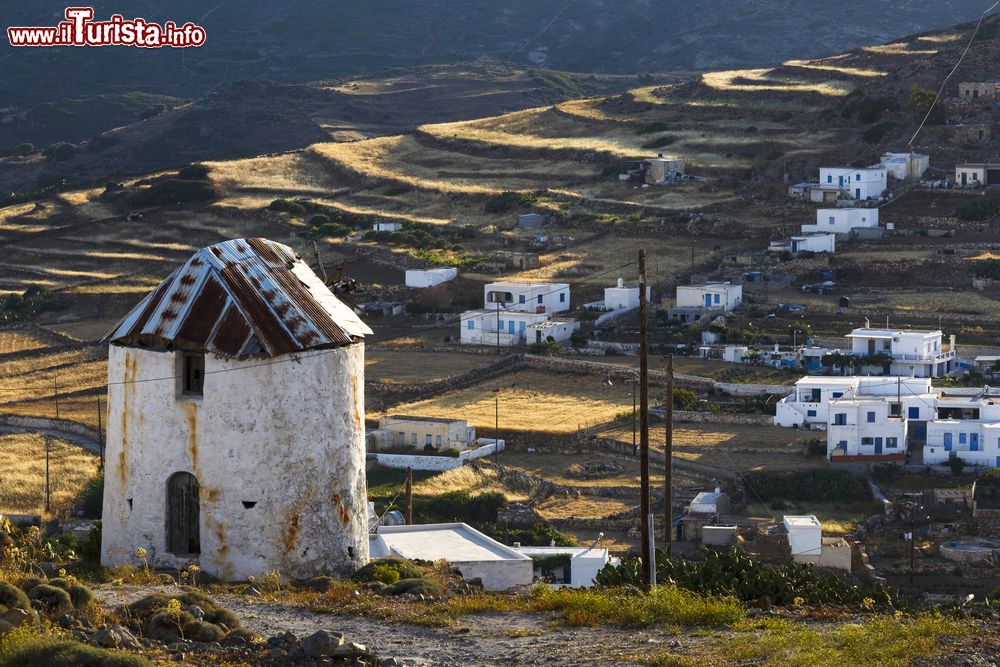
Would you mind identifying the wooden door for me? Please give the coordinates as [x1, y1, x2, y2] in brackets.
[166, 472, 201, 555]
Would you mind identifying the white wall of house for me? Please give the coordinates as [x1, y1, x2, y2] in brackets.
[774, 376, 933, 429]
[846, 328, 954, 378]
[675, 283, 742, 311]
[881, 153, 929, 180]
[803, 208, 879, 235]
[790, 234, 836, 254]
[827, 399, 907, 458]
[604, 278, 651, 311]
[405, 267, 458, 288]
[955, 164, 989, 188]
[377, 416, 474, 450]
[373, 222, 402, 232]
[515, 546, 613, 588]
[460, 309, 549, 346]
[484, 281, 570, 314]
[818, 167, 887, 200]
[102, 343, 369, 581]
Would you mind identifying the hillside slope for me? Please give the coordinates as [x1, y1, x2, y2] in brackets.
[0, 1, 990, 108]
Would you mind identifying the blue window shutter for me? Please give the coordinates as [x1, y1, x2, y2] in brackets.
[867, 411, 876, 423]
[519, 295, 525, 304]
[908, 407, 919, 419]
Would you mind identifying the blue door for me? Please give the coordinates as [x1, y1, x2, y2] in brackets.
[855, 188, 861, 199]
[508, 320, 515, 335]
[997, 456, 1000, 468]
[705, 294, 712, 307]
[874, 438, 883, 454]
[838, 175, 844, 188]
[971, 433, 980, 451]
[912, 423, 927, 441]
[518, 321, 526, 339]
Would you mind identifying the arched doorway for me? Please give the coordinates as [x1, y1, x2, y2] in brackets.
[166, 472, 200, 555]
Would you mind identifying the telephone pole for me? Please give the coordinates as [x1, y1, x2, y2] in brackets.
[404, 467, 413, 525]
[52, 373, 59, 420]
[664, 354, 674, 556]
[638, 249, 652, 590]
[44, 436, 51, 514]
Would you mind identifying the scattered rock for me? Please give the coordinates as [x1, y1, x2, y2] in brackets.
[301, 629, 346, 657]
[187, 604, 205, 620]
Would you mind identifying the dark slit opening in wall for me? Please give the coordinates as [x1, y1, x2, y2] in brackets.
[242, 501, 257, 509]
[127, 499, 133, 510]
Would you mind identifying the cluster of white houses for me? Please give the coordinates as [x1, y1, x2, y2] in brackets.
[775, 375, 1000, 468]
[460, 280, 578, 346]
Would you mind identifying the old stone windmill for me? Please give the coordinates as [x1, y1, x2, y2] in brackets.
[101, 238, 372, 581]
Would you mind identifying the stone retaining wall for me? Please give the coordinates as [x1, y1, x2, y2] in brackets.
[367, 354, 524, 408]
[0, 414, 100, 443]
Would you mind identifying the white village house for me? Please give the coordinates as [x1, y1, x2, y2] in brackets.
[461, 281, 577, 346]
[768, 233, 836, 255]
[405, 267, 457, 288]
[924, 388, 1000, 467]
[584, 278, 651, 312]
[376, 415, 476, 450]
[675, 282, 742, 311]
[801, 208, 879, 236]
[846, 327, 956, 378]
[101, 238, 373, 581]
[955, 163, 1000, 188]
[813, 166, 887, 202]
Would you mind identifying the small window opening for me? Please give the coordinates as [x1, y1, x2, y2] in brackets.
[126, 498, 133, 510]
[182, 353, 204, 397]
[242, 501, 257, 509]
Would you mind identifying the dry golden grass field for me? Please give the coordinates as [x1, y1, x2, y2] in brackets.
[604, 422, 817, 474]
[0, 432, 99, 516]
[494, 451, 702, 490]
[376, 369, 633, 433]
[0, 346, 107, 428]
[0, 330, 49, 354]
[410, 465, 530, 503]
[365, 350, 492, 383]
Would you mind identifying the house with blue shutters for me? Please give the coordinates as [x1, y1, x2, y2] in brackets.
[460, 280, 577, 346]
[925, 389, 1000, 467]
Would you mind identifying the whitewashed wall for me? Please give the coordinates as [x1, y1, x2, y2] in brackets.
[102, 343, 369, 581]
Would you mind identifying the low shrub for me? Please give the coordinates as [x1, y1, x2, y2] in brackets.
[635, 122, 669, 135]
[269, 198, 308, 215]
[42, 142, 77, 162]
[352, 557, 422, 584]
[26, 585, 71, 614]
[370, 564, 401, 585]
[76, 473, 103, 519]
[957, 197, 1000, 221]
[745, 469, 869, 503]
[0, 626, 152, 667]
[483, 191, 537, 214]
[177, 164, 210, 180]
[641, 135, 676, 150]
[0, 582, 31, 612]
[529, 584, 744, 628]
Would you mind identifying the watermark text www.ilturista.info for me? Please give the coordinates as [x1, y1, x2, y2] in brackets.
[8, 7, 206, 48]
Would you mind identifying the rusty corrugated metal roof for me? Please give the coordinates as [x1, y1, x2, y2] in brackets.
[105, 238, 371, 358]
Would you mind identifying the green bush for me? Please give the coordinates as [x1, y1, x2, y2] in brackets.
[0, 627, 152, 667]
[673, 388, 700, 411]
[370, 564, 401, 585]
[957, 198, 1000, 221]
[947, 456, 966, 476]
[47, 579, 94, 609]
[27, 585, 71, 614]
[353, 557, 422, 584]
[529, 340, 562, 355]
[873, 462, 902, 483]
[0, 581, 32, 612]
[42, 142, 77, 162]
[486, 522, 575, 547]
[76, 472, 103, 519]
[177, 164, 210, 180]
[596, 547, 902, 609]
[483, 191, 538, 214]
[139, 104, 167, 121]
[420, 490, 506, 524]
[745, 469, 868, 503]
[268, 199, 308, 215]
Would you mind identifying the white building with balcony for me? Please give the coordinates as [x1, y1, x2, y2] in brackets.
[774, 376, 933, 429]
[460, 309, 577, 346]
[813, 166, 887, 202]
[484, 281, 570, 314]
[802, 208, 879, 236]
[827, 396, 908, 460]
[768, 233, 836, 255]
[846, 328, 956, 377]
[924, 389, 1000, 466]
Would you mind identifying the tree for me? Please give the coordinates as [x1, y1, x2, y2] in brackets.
[42, 142, 77, 162]
[907, 84, 944, 124]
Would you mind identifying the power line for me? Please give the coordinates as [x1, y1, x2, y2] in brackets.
[908, 0, 1000, 146]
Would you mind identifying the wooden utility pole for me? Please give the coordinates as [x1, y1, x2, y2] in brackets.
[664, 354, 674, 556]
[97, 397, 104, 470]
[638, 248, 651, 590]
[311, 241, 328, 283]
[404, 467, 413, 525]
[52, 373, 59, 420]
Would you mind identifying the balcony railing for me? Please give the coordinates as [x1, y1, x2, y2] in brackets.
[894, 350, 955, 362]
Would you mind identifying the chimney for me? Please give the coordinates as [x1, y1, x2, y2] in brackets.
[950, 334, 955, 351]
[617, 277, 624, 288]
[774, 343, 779, 353]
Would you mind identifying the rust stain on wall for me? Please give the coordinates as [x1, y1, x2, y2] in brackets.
[282, 512, 300, 556]
[331, 493, 351, 524]
[118, 350, 136, 486]
[184, 402, 198, 469]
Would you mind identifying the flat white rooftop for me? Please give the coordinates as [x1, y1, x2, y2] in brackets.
[515, 546, 609, 559]
[783, 515, 821, 528]
[847, 328, 941, 338]
[370, 523, 530, 562]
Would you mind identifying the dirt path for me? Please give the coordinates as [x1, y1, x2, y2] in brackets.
[94, 585, 682, 666]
